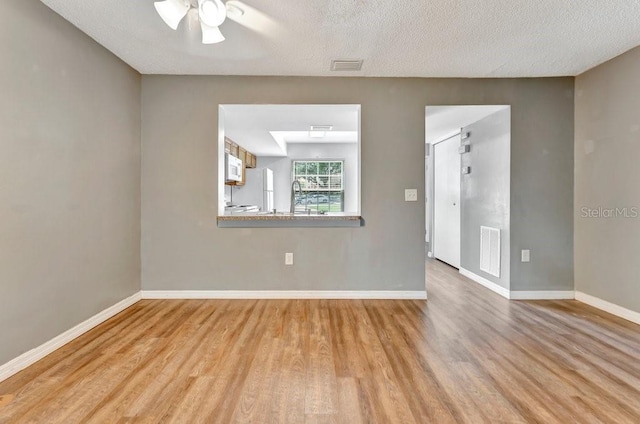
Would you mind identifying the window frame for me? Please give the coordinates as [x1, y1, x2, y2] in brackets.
[292, 159, 345, 212]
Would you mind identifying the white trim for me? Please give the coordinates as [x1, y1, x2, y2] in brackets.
[510, 291, 575, 300]
[576, 292, 640, 325]
[459, 268, 510, 299]
[459, 269, 579, 301]
[141, 290, 427, 300]
[0, 292, 141, 383]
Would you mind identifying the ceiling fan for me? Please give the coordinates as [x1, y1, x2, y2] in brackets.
[154, 0, 242, 44]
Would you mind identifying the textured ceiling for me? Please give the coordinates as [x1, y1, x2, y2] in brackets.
[223, 105, 359, 156]
[41, 0, 640, 77]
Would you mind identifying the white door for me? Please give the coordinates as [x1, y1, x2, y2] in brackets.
[433, 135, 461, 268]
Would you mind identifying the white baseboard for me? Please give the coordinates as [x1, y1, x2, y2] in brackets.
[459, 268, 511, 299]
[575, 292, 640, 325]
[459, 269, 579, 301]
[510, 291, 575, 300]
[0, 292, 142, 383]
[141, 290, 427, 300]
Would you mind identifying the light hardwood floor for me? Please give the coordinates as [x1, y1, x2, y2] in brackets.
[1, 260, 640, 423]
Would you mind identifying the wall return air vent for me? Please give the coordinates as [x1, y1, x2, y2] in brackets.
[480, 226, 501, 278]
[330, 60, 364, 71]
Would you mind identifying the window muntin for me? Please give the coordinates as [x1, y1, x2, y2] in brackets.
[293, 160, 344, 212]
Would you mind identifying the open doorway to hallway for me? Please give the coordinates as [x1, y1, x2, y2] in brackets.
[425, 106, 511, 292]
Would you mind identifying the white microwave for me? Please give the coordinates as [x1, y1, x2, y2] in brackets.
[225, 153, 243, 182]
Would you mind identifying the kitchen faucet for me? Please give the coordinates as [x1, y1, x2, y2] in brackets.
[290, 180, 303, 213]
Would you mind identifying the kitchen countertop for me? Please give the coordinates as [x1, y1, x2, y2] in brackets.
[217, 212, 363, 227]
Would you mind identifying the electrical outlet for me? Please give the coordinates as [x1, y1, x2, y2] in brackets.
[285, 252, 294, 265]
[521, 249, 530, 263]
[405, 189, 418, 202]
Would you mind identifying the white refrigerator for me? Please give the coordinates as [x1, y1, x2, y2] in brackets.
[263, 168, 274, 212]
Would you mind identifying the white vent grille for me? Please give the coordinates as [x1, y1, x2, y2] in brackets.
[310, 125, 333, 131]
[480, 226, 501, 278]
[330, 60, 363, 71]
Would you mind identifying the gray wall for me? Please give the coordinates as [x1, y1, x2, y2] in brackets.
[575, 45, 640, 313]
[460, 109, 511, 289]
[510, 89, 574, 292]
[141, 76, 574, 293]
[0, 2, 141, 364]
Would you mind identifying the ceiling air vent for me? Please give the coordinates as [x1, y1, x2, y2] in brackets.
[310, 125, 333, 131]
[330, 59, 363, 72]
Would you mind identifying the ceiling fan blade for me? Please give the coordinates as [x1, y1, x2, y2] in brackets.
[154, 0, 189, 30]
[201, 22, 225, 44]
[222, 1, 286, 41]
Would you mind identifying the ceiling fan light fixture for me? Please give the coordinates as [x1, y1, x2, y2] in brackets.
[198, 0, 227, 28]
[201, 21, 225, 44]
[154, 0, 190, 30]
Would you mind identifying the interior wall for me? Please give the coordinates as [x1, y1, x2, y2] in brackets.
[575, 45, 640, 313]
[0, 2, 141, 365]
[141, 75, 573, 293]
[460, 109, 511, 289]
[509, 89, 574, 292]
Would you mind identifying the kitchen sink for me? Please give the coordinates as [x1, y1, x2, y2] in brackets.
[256, 210, 327, 216]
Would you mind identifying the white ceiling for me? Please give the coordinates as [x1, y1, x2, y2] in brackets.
[426, 106, 509, 144]
[222, 104, 359, 156]
[41, 0, 640, 77]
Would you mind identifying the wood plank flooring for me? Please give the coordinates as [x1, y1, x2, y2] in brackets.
[1, 259, 640, 423]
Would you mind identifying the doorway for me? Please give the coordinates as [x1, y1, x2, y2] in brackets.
[425, 105, 511, 279]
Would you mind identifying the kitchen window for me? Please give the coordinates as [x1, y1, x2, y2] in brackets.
[292, 160, 344, 212]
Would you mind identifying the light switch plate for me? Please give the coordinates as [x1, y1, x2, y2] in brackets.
[405, 189, 418, 202]
[285, 252, 294, 265]
[521, 249, 530, 263]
